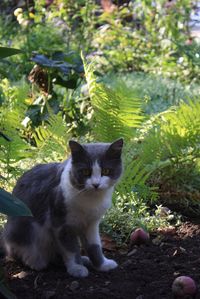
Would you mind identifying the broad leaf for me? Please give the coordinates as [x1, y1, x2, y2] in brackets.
[0, 188, 32, 217]
[0, 282, 17, 299]
[0, 47, 23, 59]
[31, 54, 74, 75]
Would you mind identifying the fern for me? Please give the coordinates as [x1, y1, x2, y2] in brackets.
[83, 58, 151, 203]
[0, 79, 69, 189]
[83, 61, 200, 213]
[32, 111, 68, 162]
[131, 99, 200, 210]
[0, 80, 33, 189]
[83, 57, 145, 142]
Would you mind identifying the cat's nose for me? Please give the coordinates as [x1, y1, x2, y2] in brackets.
[93, 183, 100, 189]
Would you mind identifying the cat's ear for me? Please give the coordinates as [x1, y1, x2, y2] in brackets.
[106, 138, 123, 159]
[69, 140, 86, 161]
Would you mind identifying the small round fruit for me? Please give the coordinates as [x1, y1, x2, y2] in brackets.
[172, 276, 197, 298]
[130, 228, 150, 245]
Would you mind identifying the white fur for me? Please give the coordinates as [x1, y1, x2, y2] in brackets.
[86, 161, 113, 190]
[59, 159, 118, 276]
[98, 258, 118, 272]
[85, 221, 101, 244]
[60, 159, 114, 229]
[65, 252, 89, 277]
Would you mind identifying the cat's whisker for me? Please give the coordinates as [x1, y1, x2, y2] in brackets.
[70, 187, 96, 200]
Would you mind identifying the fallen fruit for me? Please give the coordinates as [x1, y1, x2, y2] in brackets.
[130, 228, 150, 245]
[172, 276, 197, 298]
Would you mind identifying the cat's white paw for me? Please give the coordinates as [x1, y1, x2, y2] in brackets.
[81, 256, 92, 267]
[67, 264, 89, 278]
[98, 258, 118, 272]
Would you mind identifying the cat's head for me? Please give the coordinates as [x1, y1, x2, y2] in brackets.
[68, 139, 123, 191]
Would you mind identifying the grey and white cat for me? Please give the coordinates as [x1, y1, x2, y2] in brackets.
[3, 138, 123, 277]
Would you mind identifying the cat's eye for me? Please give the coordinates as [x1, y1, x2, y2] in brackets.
[82, 169, 91, 176]
[101, 168, 110, 176]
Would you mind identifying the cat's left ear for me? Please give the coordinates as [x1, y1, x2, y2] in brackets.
[106, 138, 124, 159]
[69, 140, 86, 161]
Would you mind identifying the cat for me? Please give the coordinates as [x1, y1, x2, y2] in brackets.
[3, 138, 123, 277]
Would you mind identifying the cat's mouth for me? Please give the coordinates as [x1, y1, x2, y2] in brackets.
[86, 185, 108, 192]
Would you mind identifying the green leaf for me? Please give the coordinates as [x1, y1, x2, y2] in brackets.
[0, 47, 23, 59]
[0, 265, 17, 299]
[0, 281, 17, 299]
[0, 188, 32, 217]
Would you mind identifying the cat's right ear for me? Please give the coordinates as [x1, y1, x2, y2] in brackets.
[69, 140, 86, 161]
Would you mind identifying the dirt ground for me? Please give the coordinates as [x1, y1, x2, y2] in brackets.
[2, 221, 200, 299]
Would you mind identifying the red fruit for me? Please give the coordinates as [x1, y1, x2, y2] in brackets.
[130, 228, 150, 245]
[172, 276, 197, 298]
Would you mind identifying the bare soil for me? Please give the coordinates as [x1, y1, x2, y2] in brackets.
[2, 221, 200, 299]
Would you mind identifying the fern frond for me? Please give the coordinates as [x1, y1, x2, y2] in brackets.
[83, 57, 145, 142]
[0, 80, 33, 189]
[115, 99, 200, 204]
[32, 111, 68, 162]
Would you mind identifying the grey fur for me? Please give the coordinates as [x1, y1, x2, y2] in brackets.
[87, 244, 104, 267]
[3, 139, 123, 277]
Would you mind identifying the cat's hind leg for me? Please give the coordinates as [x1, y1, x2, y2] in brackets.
[3, 217, 51, 271]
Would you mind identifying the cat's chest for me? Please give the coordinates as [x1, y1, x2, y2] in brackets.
[65, 191, 112, 228]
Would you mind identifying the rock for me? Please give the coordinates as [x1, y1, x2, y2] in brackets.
[105, 281, 111, 286]
[45, 290, 56, 299]
[127, 248, 137, 256]
[13, 271, 28, 279]
[69, 280, 79, 291]
[152, 236, 162, 246]
[100, 287, 110, 295]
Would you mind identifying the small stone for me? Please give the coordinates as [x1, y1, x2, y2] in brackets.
[121, 260, 132, 267]
[100, 287, 109, 295]
[13, 271, 28, 279]
[127, 248, 137, 256]
[179, 246, 186, 253]
[89, 286, 94, 292]
[105, 281, 111, 286]
[152, 236, 162, 246]
[45, 290, 56, 299]
[69, 280, 79, 291]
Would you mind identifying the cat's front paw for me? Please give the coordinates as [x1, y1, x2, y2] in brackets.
[67, 264, 89, 278]
[98, 258, 118, 272]
[81, 256, 92, 267]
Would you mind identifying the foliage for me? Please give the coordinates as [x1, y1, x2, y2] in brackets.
[0, 280, 17, 299]
[0, 188, 32, 299]
[83, 56, 145, 142]
[104, 72, 200, 114]
[0, 79, 33, 189]
[0, 78, 69, 190]
[102, 197, 180, 244]
[0, 188, 32, 217]
[32, 111, 69, 162]
[91, 0, 200, 82]
[83, 62, 200, 239]
[0, 47, 23, 59]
